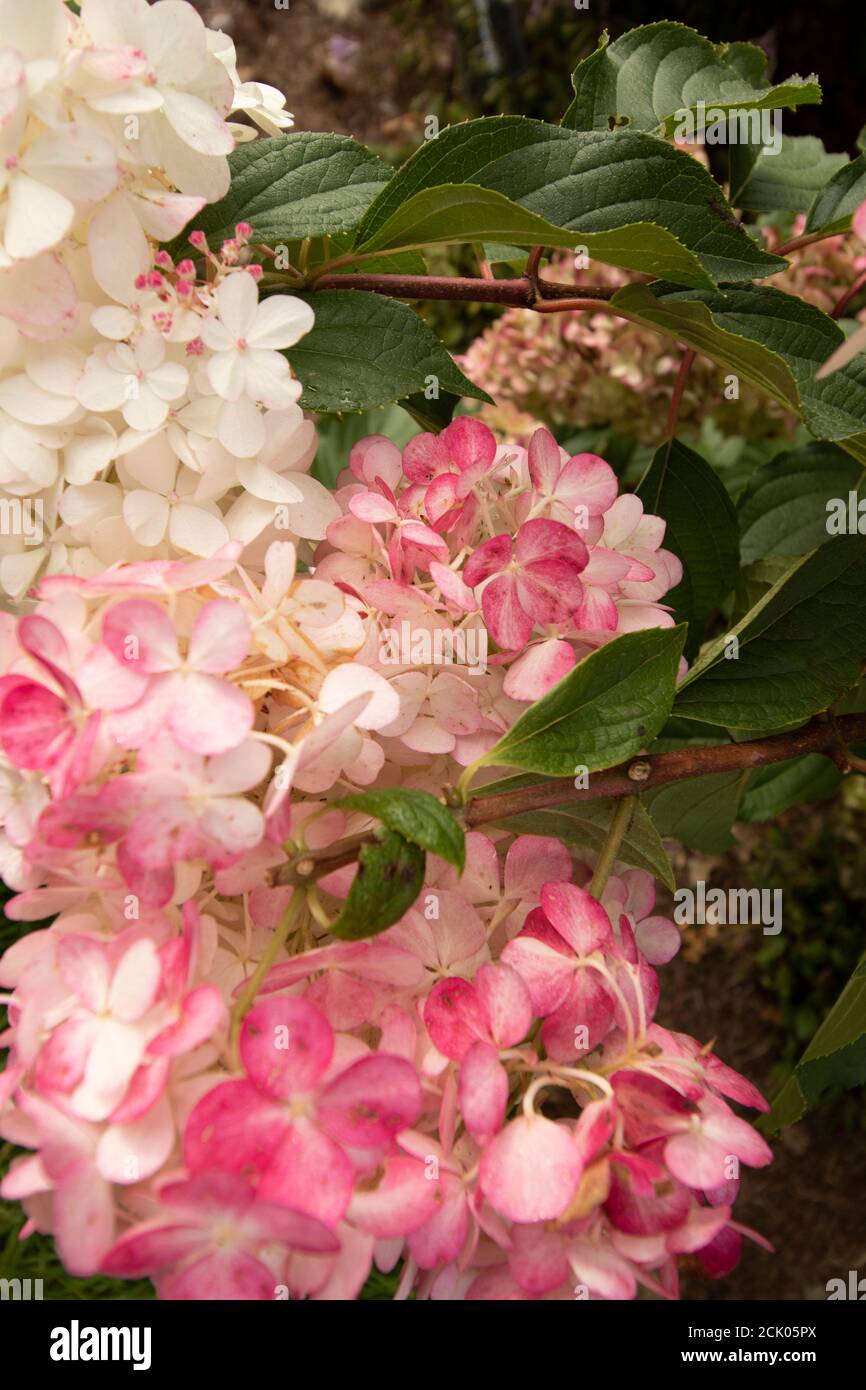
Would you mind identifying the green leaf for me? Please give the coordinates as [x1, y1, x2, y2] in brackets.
[740, 754, 841, 822]
[612, 282, 866, 460]
[169, 133, 394, 250]
[356, 117, 783, 286]
[328, 829, 425, 941]
[400, 389, 461, 433]
[482, 242, 526, 265]
[561, 24, 820, 135]
[730, 135, 848, 213]
[477, 626, 686, 777]
[637, 437, 739, 648]
[493, 798, 674, 891]
[356, 182, 715, 290]
[644, 770, 746, 853]
[674, 536, 866, 730]
[335, 788, 465, 872]
[805, 152, 866, 235]
[738, 443, 864, 565]
[286, 291, 490, 412]
[765, 957, 866, 1130]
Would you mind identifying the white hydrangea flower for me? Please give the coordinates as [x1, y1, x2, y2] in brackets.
[0, 0, 322, 599]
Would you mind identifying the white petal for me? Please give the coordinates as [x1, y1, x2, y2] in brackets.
[23, 125, 117, 203]
[63, 421, 116, 484]
[5, 172, 73, 260]
[122, 385, 169, 432]
[236, 458, 303, 504]
[207, 349, 245, 401]
[0, 374, 78, 426]
[249, 294, 315, 350]
[279, 472, 341, 540]
[161, 87, 233, 157]
[90, 306, 137, 341]
[123, 489, 170, 546]
[147, 360, 189, 402]
[217, 396, 265, 458]
[88, 198, 151, 305]
[215, 271, 258, 338]
[168, 502, 230, 556]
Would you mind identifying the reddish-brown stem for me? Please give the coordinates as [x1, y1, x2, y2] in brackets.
[307, 272, 617, 306]
[774, 228, 846, 258]
[280, 715, 866, 883]
[533, 297, 621, 315]
[663, 347, 696, 438]
[831, 268, 866, 320]
[524, 244, 544, 293]
[463, 714, 866, 826]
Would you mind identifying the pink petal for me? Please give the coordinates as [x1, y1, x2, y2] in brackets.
[504, 835, 573, 901]
[500, 932, 574, 1016]
[441, 417, 496, 473]
[54, 1165, 115, 1276]
[463, 533, 511, 588]
[573, 585, 619, 632]
[148, 985, 226, 1056]
[347, 1155, 441, 1238]
[349, 435, 403, 488]
[407, 1177, 469, 1268]
[568, 1238, 637, 1299]
[108, 938, 161, 1021]
[102, 599, 178, 673]
[57, 935, 110, 1011]
[423, 977, 489, 1060]
[402, 432, 450, 485]
[241, 996, 333, 1098]
[540, 882, 614, 956]
[0, 681, 73, 772]
[515, 517, 588, 572]
[474, 962, 532, 1048]
[184, 1080, 287, 1176]
[167, 672, 253, 755]
[97, 1094, 174, 1183]
[459, 1041, 508, 1141]
[103, 1221, 203, 1276]
[479, 1114, 583, 1221]
[481, 572, 533, 650]
[17, 615, 79, 701]
[429, 559, 475, 612]
[634, 915, 681, 965]
[160, 1249, 278, 1301]
[508, 1222, 571, 1294]
[527, 427, 562, 493]
[541, 970, 615, 1061]
[318, 1053, 422, 1147]
[556, 454, 618, 515]
[258, 1118, 355, 1226]
[424, 471, 460, 523]
[664, 1132, 730, 1190]
[35, 1015, 98, 1095]
[502, 639, 576, 701]
[349, 491, 398, 524]
[187, 599, 250, 673]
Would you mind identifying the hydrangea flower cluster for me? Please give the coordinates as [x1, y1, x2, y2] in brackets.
[0, 0, 334, 598]
[0, 411, 774, 1298]
[320, 416, 683, 709]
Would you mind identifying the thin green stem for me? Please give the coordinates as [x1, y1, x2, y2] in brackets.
[589, 795, 637, 898]
[230, 888, 305, 1064]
